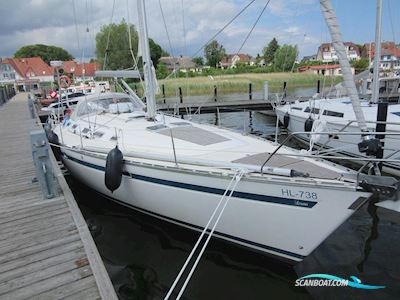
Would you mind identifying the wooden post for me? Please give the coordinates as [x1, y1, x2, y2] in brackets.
[249, 83, 252, 100]
[283, 81, 287, 98]
[214, 85, 217, 102]
[162, 84, 166, 104]
[0, 87, 4, 105]
[317, 79, 321, 94]
[179, 87, 183, 103]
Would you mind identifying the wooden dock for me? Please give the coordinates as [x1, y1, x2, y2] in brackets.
[157, 99, 274, 114]
[0, 93, 117, 299]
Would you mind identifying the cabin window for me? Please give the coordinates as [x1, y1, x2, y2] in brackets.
[291, 107, 302, 111]
[323, 110, 344, 118]
[303, 107, 320, 113]
[71, 124, 78, 129]
[93, 131, 104, 138]
[147, 124, 168, 131]
[171, 122, 191, 126]
[312, 108, 320, 114]
[391, 112, 400, 117]
[81, 128, 90, 134]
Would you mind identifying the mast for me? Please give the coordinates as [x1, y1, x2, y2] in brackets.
[371, 0, 382, 103]
[319, 0, 368, 133]
[137, 0, 157, 120]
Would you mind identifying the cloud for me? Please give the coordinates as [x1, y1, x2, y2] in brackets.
[0, 0, 321, 60]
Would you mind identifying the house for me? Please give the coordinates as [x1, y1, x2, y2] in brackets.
[219, 54, 252, 69]
[0, 57, 54, 92]
[363, 42, 400, 71]
[301, 54, 317, 63]
[3, 57, 54, 82]
[159, 56, 196, 72]
[62, 61, 100, 81]
[316, 42, 360, 62]
[298, 64, 355, 76]
[0, 59, 18, 84]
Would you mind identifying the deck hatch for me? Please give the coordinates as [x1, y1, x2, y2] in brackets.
[158, 126, 230, 145]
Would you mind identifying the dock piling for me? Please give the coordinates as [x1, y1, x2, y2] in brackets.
[263, 81, 269, 101]
[249, 83, 252, 100]
[30, 130, 58, 199]
[214, 85, 217, 102]
[179, 87, 183, 103]
[28, 94, 36, 119]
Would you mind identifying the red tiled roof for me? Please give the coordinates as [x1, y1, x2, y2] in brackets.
[364, 42, 400, 58]
[318, 42, 360, 55]
[3, 57, 53, 78]
[62, 61, 100, 77]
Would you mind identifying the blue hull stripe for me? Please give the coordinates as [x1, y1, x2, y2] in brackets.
[65, 154, 307, 260]
[65, 154, 317, 208]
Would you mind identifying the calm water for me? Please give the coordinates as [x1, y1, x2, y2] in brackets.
[67, 87, 400, 299]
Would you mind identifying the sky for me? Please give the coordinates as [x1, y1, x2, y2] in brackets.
[0, 0, 399, 62]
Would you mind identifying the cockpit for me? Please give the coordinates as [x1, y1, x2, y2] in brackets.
[74, 93, 144, 118]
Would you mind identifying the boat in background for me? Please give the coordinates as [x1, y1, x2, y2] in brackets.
[276, 0, 400, 176]
[276, 97, 400, 175]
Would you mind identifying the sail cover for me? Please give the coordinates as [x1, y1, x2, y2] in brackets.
[319, 0, 368, 132]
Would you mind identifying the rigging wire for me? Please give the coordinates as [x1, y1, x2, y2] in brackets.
[387, 0, 396, 44]
[234, 0, 271, 58]
[103, 0, 116, 70]
[158, 0, 176, 75]
[181, 0, 190, 99]
[125, 0, 144, 91]
[72, 0, 81, 56]
[191, 0, 257, 58]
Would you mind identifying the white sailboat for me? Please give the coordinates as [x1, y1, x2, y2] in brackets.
[51, 0, 397, 263]
[276, 0, 400, 176]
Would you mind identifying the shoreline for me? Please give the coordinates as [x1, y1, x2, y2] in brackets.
[131, 72, 342, 97]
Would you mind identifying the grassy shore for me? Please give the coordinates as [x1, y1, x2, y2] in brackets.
[152, 73, 342, 97]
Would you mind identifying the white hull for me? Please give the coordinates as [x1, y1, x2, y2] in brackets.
[276, 102, 400, 176]
[62, 148, 369, 262]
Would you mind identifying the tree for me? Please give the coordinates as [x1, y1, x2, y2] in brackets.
[155, 62, 169, 79]
[273, 44, 298, 72]
[14, 44, 74, 64]
[262, 38, 279, 65]
[204, 40, 226, 67]
[149, 38, 169, 67]
[351, 58, 369, 74]
[95, 20, 167, 70]
[193, 56, 204, 66]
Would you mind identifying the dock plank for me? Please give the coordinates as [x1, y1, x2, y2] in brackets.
[0, 93, 116, 299]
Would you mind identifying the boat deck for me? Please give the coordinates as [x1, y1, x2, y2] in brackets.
[0, 93, 117, 299]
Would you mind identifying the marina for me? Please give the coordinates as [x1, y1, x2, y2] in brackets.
[1, 0, 400, 299]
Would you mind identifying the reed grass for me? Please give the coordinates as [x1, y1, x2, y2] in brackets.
[130, 72, 342, 98]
